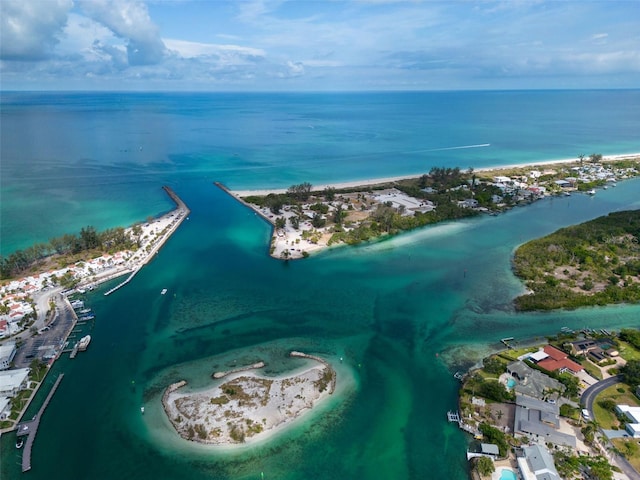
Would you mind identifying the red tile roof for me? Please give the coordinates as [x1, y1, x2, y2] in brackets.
[543, 345, 567, 361]
[537, 346, 583, 374]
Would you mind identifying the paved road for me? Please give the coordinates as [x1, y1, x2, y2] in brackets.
[581, 375, 623, 414]
[581, 375, 640, 480]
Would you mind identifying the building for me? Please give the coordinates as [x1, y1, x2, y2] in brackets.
[517, 444, 561, 480]
[615, 405, 640, 438]
[0, 342, 17, 370]
[569, 339, 596, 356]
[513, 395, 576, 448]
[0, 368, 30, 396]
[506, 361, 564, 400]
[536, 345, 583, 374]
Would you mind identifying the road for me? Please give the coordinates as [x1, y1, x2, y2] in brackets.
[581, 375, 640, 480]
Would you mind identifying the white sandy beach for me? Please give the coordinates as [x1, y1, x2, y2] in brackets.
[163, 360, 336, 446]
[230, 152, 640, 197]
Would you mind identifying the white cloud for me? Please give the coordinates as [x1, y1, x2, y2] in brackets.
[79, 0, 166, 65]
[164, 38, 264, 62]
[0, 0, 73, 60]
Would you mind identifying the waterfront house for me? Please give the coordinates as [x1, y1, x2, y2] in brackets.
[506, 361, 563, 400]
[569, 339, 597, 356]
[516, 444, 561, 480]
[535, 345, 583, 375]
[513, 395, 576, 448]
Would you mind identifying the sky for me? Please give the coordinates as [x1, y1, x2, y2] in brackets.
[1, 0, 639, 91]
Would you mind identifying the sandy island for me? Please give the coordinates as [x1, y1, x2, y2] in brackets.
[162, 352, 336, 446]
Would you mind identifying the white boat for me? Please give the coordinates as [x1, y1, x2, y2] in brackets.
[141, 406, 145, 414]
[587, 189, 596, 195]
[16, 437, 24, 449]
[70, 300, 84, 309]
[161, 288, 167, 295]
[77, 308, 92, 314]
[77, 335, 91, 351]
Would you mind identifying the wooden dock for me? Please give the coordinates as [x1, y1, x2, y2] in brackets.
[17, 374, 64, 472]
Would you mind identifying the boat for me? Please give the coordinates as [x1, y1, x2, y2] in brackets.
[161, 288, 167, 295]
[16, 437, 24, 449]
[78, 314, 95, 321]
[141, 406, 145, 414]
[587, 189, 596, 195]
[77, 335, 91, 351]
[70, 300, 84, 309]
[77, 308, 92, 314]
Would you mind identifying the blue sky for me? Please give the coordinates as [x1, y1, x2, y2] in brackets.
[1, 0, 639, 91]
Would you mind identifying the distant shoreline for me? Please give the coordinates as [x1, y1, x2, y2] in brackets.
[230, 152, 640, 197]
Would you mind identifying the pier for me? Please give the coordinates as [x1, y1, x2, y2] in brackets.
[104, 186, 190, 296]
[17, 374, 64, 472]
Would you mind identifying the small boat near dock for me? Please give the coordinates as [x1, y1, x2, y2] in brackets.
[16, 437, 24, 449]
[161, 288, 168, 295]
[77, 335, 91, 351]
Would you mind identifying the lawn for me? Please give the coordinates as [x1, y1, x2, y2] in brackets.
[611, 438, 640, 471]
[580, 359, 603, 381]
[593, 384, 640, 429]
[617, 340, 640, 362]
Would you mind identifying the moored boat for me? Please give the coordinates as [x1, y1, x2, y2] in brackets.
[77, 335, 91, 351]
[16, 437, 24, 449]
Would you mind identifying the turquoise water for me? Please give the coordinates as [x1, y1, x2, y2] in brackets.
[2, 90, 640, 255]
[1, 92, 640, 480]
[507, 378, 517, 389]
[500, 468, 518, 480]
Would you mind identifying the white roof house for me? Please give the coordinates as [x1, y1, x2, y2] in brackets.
[615, 405, 640, 438]
[0, 368, 30, 396]
[517, 444, 560, 480]
[0, 342, 17, 370]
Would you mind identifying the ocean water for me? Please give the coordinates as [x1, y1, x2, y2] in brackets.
[2, 90, 640, 254]
[1, 91, 640, 480]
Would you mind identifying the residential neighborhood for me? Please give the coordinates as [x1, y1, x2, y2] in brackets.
[457, 327, 640, 480]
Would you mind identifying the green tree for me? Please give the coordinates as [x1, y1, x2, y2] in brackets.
[620, 359, 640, 388]
[324, 187, 336, 201]
[275, 217, 286, 229]
[476, 456, 495, 476]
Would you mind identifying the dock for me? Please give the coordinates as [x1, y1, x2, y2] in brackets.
[17, 374, 64, 472]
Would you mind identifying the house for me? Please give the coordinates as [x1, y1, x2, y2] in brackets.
[615, 405, 640, 438]
[0, 342, 17, 370]
[517, 444, 561, 480]
[0, 368, 30, 396]
[569, 339, 596, 356]
[507, 361, 564, 400]
[513, 395, 576, 448]
[536, 345, 583, 374]
[458, 199, 478, 209]
[554, 179, 571, 188]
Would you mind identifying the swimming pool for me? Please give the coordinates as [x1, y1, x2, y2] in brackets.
[507, 378, 517, 389]
[500, 468, 517, 480]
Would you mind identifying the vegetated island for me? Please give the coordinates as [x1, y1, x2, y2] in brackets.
[220, 154, 639, 260]
[162, 352, 336, 445]
[513, 209, 640, 311]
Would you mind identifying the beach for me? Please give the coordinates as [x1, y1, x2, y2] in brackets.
[230, 153, 640, 197]
[162, 354, 338, 446]
[223, 154, 640, 261]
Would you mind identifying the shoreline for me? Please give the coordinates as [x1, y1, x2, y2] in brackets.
[229, 152, 640, 197]
[219, 152, 640, 261]
[162, 353, 337, 447]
